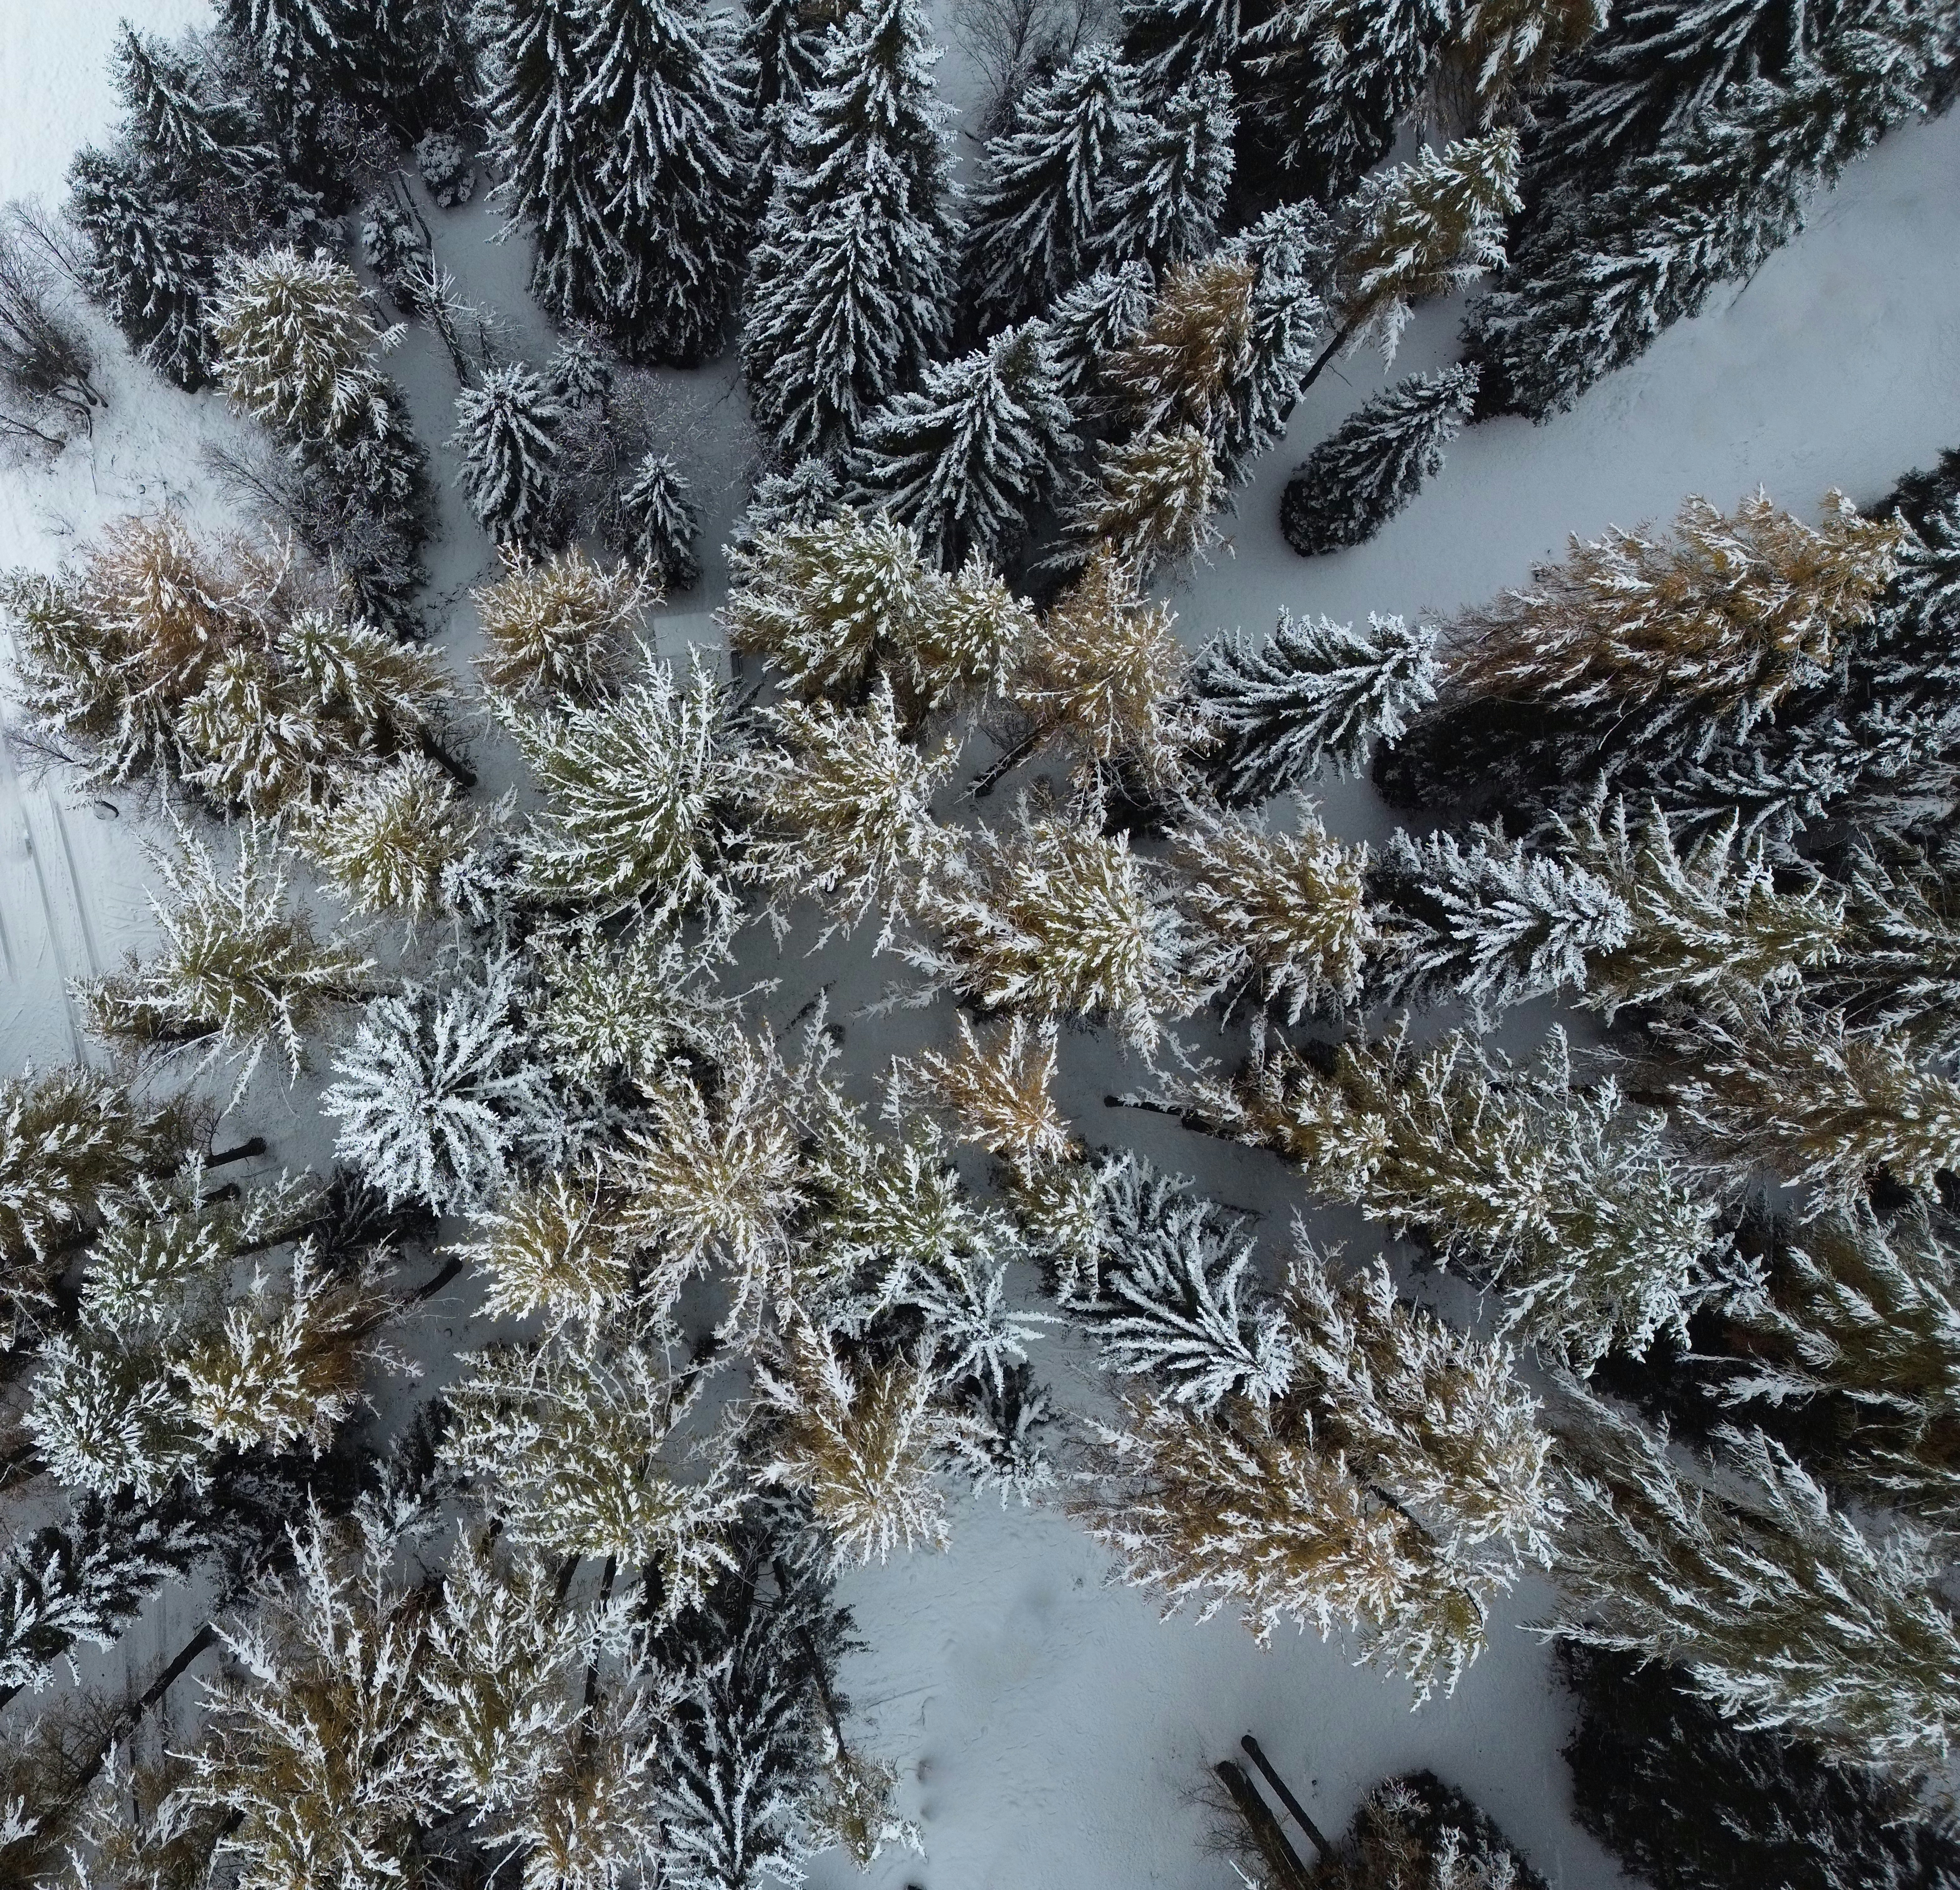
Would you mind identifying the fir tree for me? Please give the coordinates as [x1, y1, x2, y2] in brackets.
[1193, 609, 1440, 804]
[742, 0, 839, 162]
[1550, 1390, 1960, 1768]
[1561, 1644, 1960, 1890]
[1242, 0, 1456, 201]
[453, 365, 566, 552]
[215, 0, 352, 154]
[846, 320, 1077, 568]
[1185, 1024, 1727, 1370]
[618, 451, 703, 591]
[1101, 72, 1237, 276]
[595, 0, 757, 361]
[962, 45, 1144, 330]
[1308, 1774, 1547, 1890]
[1463, 0, 1950, 419]
[1174, 802, 1376, 1023]
[1281, 365, 1478, 558]
[743, 0, 958, 463]
[1214, 200, 1335, 484]
[323, 959, 562, 1216]
[473, 546, 651, 704]
[79, 821, 374, 1103]
[501, 651, 737, 923]
[113, 24, 263, 189]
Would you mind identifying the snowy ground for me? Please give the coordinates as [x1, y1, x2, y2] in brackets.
[5, 9, 1960, 1888]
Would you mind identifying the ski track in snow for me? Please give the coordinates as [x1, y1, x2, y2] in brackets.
[4, 8, 1960, 1886]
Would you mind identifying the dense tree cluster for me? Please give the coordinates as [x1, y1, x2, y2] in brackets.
[2, 3, 1958, 1887]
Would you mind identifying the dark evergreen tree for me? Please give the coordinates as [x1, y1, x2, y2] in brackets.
[620, 451, 704, 591]
[743, 0, 958, 464]
[575, 0, 756, 363]
[844, 319, 1077, 567]
[1280, 364, 1478, 556]
[1118, 0, 1242, 100]
[114, 24, 265, 186]
[215, 0, 356, 162]
[453, 365, 565, 551]
[1241, 0, 1456, 202]
[1045, 262, 1156, 417]
[963, 44, 1143, 332]
[742, 0, 842, 178]
[1101, 72, 1237, 277]
[1562, 1645, 1960, 1890]
[1214, 199, 1335, 485]
[1464, 0, 1951, 420]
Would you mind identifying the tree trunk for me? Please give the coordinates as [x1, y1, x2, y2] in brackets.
[419, 729, 478, 790]
[1295, 318, 1359, 400]
[206, 1136, 267, 1169]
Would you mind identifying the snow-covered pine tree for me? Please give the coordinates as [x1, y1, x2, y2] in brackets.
[1175, 803, 1375, 1023]
[1184, 1024, 1727, 1370]
[1241, 0, 1456, 202]
[1318, 130, 1521, 380]
[1009, 546, 1205, 796]
[1372, 821, 1631, 1015]
[909, 795, 1196, 1056]
[501, 650, 737, 924]
[1717, 1198, 1960, 1533]
[1063, 425, 1225, 579]
[1549, 1391, 1960, 1768]
[1120, 0, 1242, 99]
[1644, 1002, 1960, 1210]
[576, 0, 756, 361]
[742, 0, 839, 174]
[1213, 200, 1334, 485]
[478, 0, 616, 324]
[1561, 1644, 1960, 1890]
[725, 509, 940, 700]
[297, 755, 484, 923]
[214, 0, 352, 156]
[742, 0, 958, 464]
[1462, 0, 1952, 419]
[209, 249, 396, 453]
[1078, 1236, 1553, 1697]
[1280, 365, 1478, 557]
[322, 958, 562, 1216]
[1822, 843, 1960, 1059]
[962, 45, 1144, 331]
[757, 1319, 963, 1565]
[741, 679, 961, 943]
[79, 821, 374, 1103]
[1192, 609, 1440, 804]
[453, 365, 565, 552]
[846, 320, 1077, 568]
[112, 23, 263, 193]
[1448, 489, 1903, 735]
[1043, 261, 1156, 419]
[473, 546, 651, 703]
[1106, 250, 1257, 445]
[1100, 72, 1236, 276]
[618, 452, 703, 591]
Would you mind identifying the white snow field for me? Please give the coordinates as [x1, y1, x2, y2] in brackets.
[4, 8, 1960, 1889]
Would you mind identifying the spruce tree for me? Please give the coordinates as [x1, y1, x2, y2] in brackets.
[1280, 365, 1478, 557]
[618, 452, 704, 591]
[1214, 199, 1334, 484]
[1193, 609, 1440, 803]
[215, 0, 352, 157]
[845, 321, 1077, 568]
[453, 366, 566, 551]
[742, 0, 958, 463]
[1185, 1025, 1726, 1370]
[962, 45, 1144, 331]
[1241, 0, 1456, 201]
[1561, 1645, 1960, 1890]
[1044, 262, 1156, 417]
[741, 0, 839, 175]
